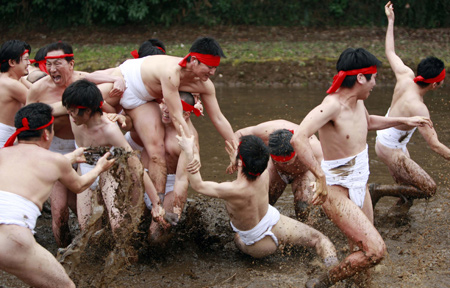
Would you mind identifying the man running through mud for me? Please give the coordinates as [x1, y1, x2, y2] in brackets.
[89, 37, 236, 209]
[234, 120, 323, 221]
[0, 103, 114, 288]
[177, 127, 339, 269]
[371, 1, 450, 215]
[291, 47, 432, 287]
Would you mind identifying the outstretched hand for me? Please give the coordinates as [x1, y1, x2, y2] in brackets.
[106, 113, 128, 128]
[406, 116, 433, 129]
[225, 140, 238, 174]
[385, 1, 394, 21]
[96, 152, 116, 173]
[176, 125, 195, 157]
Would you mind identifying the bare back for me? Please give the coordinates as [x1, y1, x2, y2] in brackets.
[0, 144, 72, 209]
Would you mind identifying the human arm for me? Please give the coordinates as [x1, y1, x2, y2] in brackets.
[385, 1, 414, 77]
[367, 114, 432, 131]
[290, 99, 340, 205]
[85, 68, 125, 98]
[418, 122, 450, 160]
[106, 112, 133, 131]
[59, 152, 115, 193]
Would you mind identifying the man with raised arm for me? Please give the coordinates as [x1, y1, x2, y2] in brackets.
[371, 1, 450, 214]
[0, 40, 31, 147]
[177, 127, 339, 271]
[291, 47, 432, 287]
[235, 120, 323, 220]
[90, 36, 235, 205]
[0, 103, 114, 288]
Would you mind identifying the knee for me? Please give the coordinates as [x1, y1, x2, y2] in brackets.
[424, 181, 437, 198]
[365, 241, 386, 265]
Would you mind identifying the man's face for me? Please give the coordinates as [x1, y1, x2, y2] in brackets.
[193, 57, 217, 81]
[18, 52, 30, 76]
[361, 73, 377, 100]
[46, 50, 74, 86]
[160, 100, 172, 124]
[67, 107, 89, 126]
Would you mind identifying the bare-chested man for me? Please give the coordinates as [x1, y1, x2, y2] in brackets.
[90, 37, 235, 205]
[177, 128, 339, 269]
[291, 48, 432, 287]
[0, 40, 31, 147]
[371, 2, 450, 214]
[0, 103, 114, 288]
[26, 41, 125, 247]
[62, 79, 165, 235]
[235, 120, 323, 220]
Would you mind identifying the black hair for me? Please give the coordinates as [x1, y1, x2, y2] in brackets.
[179, 91, 195, 106]
[15, 103, 53, 140]
[336, 48, 382, 88]
[237, 135, 269, 181]
[46, 41, 74, 62]
[138, 39, 166, 58]
[62, 79, 103, 117]
[0, 40, 30, 72]
[268, 129, 294, 156]
[187, 37, 226, 63]
[416, 56, 445, 88]
[148, 38, 166, 52]
[33, 45, 48, 67]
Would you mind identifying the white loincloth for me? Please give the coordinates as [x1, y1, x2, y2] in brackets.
[144, 173, 175, 210]
[119, 58, 156, 109]
[0, 190, 41, 234]
[125, 131, 144, 152]
[49, 136, 76, 155]
[0, 122, 16, 147]
[376, 108, 417, 153]
[321, 145, 370, 208]
[230, 204, 281, 246]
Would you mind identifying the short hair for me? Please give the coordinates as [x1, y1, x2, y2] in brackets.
[46, 41, 74, 62]
[0, 40, 31, 72]
[62, 79, 103, 117]
[33, 45, 48, 67]
[179, 91, 195, 106]
[237, 135, 269, 181]
[15, 103, 53, 140]
[188, 37, 226, 63]
[268, 129, 294, 156]
[148, 38, 166, 52]
[336, 48, 382, 88]
[138, 38, 166, 58]
[416, 56, 445, 88]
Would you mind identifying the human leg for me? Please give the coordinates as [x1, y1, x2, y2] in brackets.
[50, 181, 72, 247]
[125, 103, 167, 197]
[307, 185, 386, 286]
[292, 171, 315, 221]
[76, 188, 93, 230]
[268, 165, 288, 206]
[0, 225, 75, 288]
[273, 214, 337, 266]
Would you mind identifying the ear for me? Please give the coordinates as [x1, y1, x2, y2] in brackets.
[43, 129, 51, 141]
[8, 59, 15, 67]
[191, 56, 198, 64]
[356, 73, 366, 84]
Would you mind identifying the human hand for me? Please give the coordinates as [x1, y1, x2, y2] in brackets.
[186, 154, 201, 174]
[176, 125, 195, 158]
[194, 100, 204, 116]
[109, 77, 126, 98]
[96, 152, 116, 172]
[70, 147, 87, 163]
[151, 204, 170, 229]
[385, 1, 394, 21]
[225, 140, 238, 174]
[106, 113, 128, 128]
[311, 177, 328, 206]
[406, 116, 433, 129]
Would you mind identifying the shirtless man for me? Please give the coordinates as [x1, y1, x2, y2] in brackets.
[0, 102, 114, 288]
[90, 37, 235, 204]
[62, 79, 165, 235]
[235, 120, 323, 220]
[26, 41, 125, 247]
[177, 129, 339, 270]
[0, 40, 30, 147]
[371, 1, 450, 213]
[290, 48, 432, 287]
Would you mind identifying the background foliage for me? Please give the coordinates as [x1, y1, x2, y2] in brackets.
[1, 0, 449, 29]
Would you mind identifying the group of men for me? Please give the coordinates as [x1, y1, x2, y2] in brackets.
[0, 1, 448, 287]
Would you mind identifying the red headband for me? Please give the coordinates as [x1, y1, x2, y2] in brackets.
[327, 65, 378, 94]
[30, 59, 48, 73]
[270, 129, 295, 162]
[72, 101, 104, 110]
[414, 69, 446, 83]
[181, 100, 201, 117]
[45, 53, 74, 60]
[3, 116, 54, 148]
[178, 52, 221, 68]
[1, 49, 30, 63]
[130, 49, 139, 59]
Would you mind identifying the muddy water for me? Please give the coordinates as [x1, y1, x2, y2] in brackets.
[1, 85, 449, 288]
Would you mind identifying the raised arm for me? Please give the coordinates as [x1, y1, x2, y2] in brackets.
[385, 1, 413, 77]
